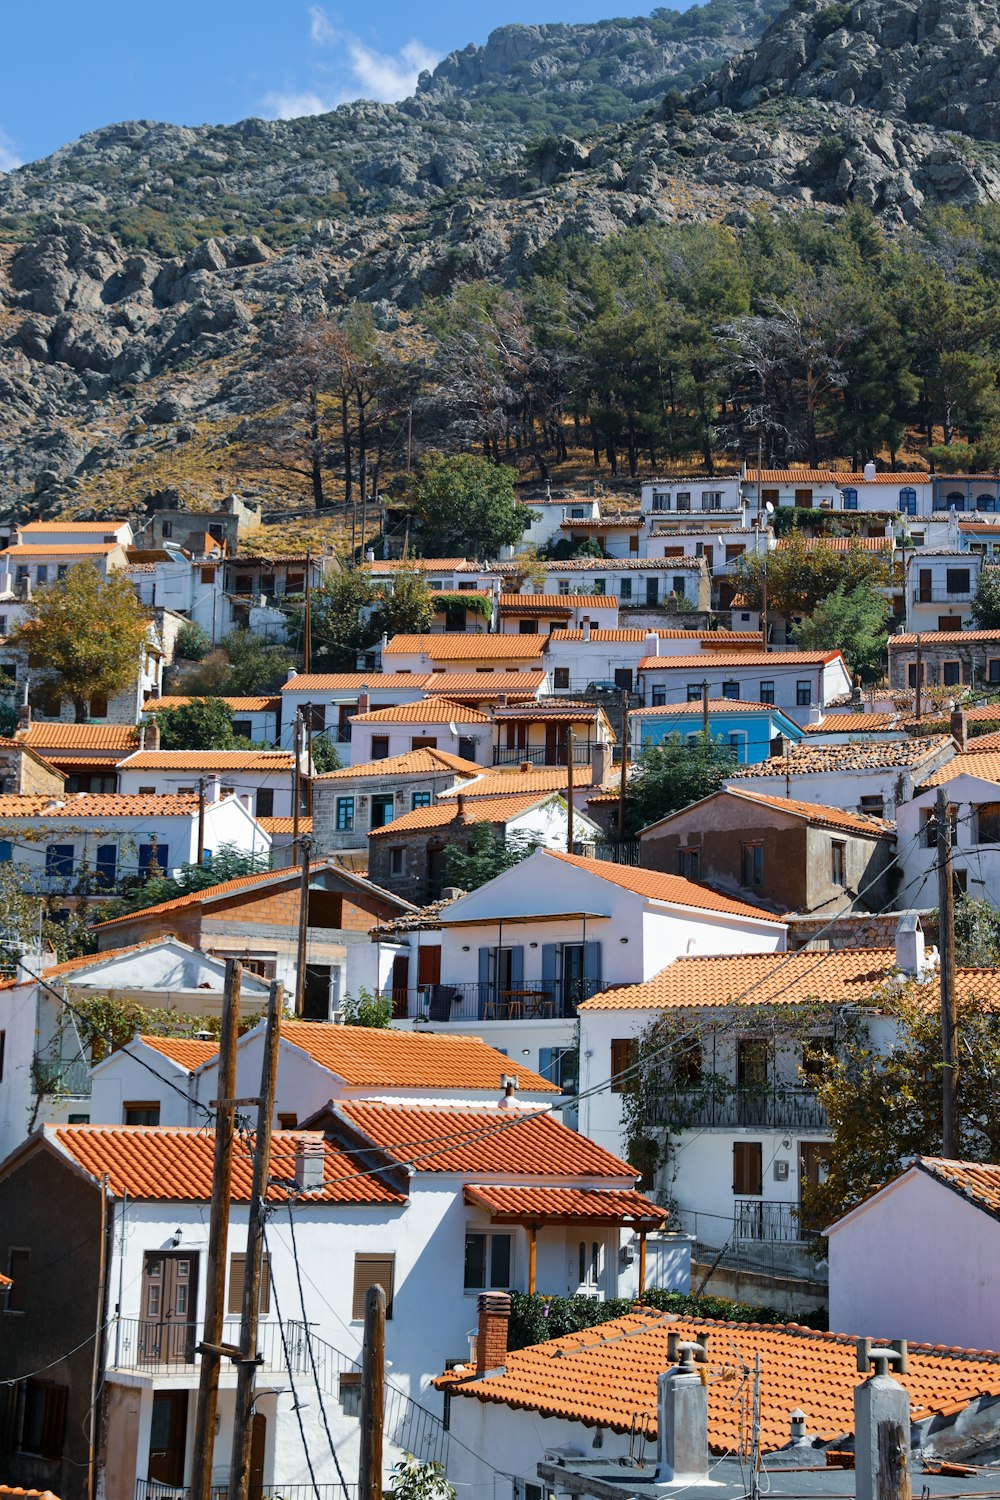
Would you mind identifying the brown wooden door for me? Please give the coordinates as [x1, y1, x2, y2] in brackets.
[544, 724, 567, 762]
[148, 1391, 188, 1485]
[918, 568, 932, 602]
[249, 1411, 267, 1500]
[140, 1251, 198, 1364]
[799, 1142, 829, 1232]
[391, 954, 410, 1019]
[417, 945, 441, 986]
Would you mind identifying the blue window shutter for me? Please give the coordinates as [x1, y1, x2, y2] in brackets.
[584, 941, 602, 1000]
[95, 845, 117, 889]
[0, 841, 11, 862]
[510, 945, 524, 988]
[478, 947, 490, 986]
[541, 944, 557, 1008]
[202, 848, 212, 864]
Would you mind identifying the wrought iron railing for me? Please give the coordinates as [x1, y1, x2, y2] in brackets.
[137, 1481, 356, 1500]
[384, 978, 600, 1023]
[646, 1084, 827, 1131]
[32, 1044, 92, 1097]
[733, 1198, 808, 1244]
[912, 587, 973, 603]
[492, 743, 596, 766]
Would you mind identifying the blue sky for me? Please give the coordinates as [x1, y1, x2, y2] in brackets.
[0, 0, 675, 171]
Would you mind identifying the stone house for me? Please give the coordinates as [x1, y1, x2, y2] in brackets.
[347, 697, 495, 767]
[16, 720, 140, 793]
[144, 491, 261, 552]
[311, 747, 483, 854]
[888, 628, 1000, 693]
[0, 739, 66, 796]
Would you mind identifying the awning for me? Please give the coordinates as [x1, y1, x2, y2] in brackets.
[464, 1184, 667, 1228]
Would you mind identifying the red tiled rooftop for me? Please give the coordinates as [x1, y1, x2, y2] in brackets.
[138, 1034, 219, 1072]
[464, 1184, 666, 1224]
[542, 849, 785, 923]
[282, 1021, 557, 1092]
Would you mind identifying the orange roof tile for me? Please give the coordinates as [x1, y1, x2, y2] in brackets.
[438, 1309, 1000, 1449]
[805, 714, 900, 733]
[282, 1020, 557, 1092]
[316, 749, 483, 781]
[359, 558, 478, 571]
[0, 1488, 63, 1500]
[280, 673, 434, 692]
[144, 697, 281, 712]
[499, 595, 615, 612]
[730, 736, 951, 777]
[0, 1271, 12, 1287]
[542, 849, 785, 923]
[658, 786, 894, 836]
[367, 792, 555, 836]
[139, 1035, 219, 1071]
[408, 671, 544, 698]
[18, 520, 129, 533]
[21, 723, 139, 751]
[890, 629, 1000, 645]
[442, 767, 596, 798]
[1, 543, 122, 556]
[917, 1158, 1000, 1218]
[776, 536, 893, 551]
[256, 816, 313, 834]
[745, 468, 842, 483]
[338, 1101, 628, 1175]
[630, 699, 782, 718]
[384, 634, 547, 659]
[552, 630, 758, 643]
[47, 1124, 404, 1204]
[350, 697, 492, 725]
[464, 1184, 666, 1224]
[922, 751, 1000, 787]
[638, 651, 844, 670]
[119, 750, 293, 771]
[0, 793, 200, 818]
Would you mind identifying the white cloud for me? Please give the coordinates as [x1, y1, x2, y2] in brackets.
[259, 15, 440, 120]
[260, 89, 331, 120]
[308, 5, 336, 45]
[345, 37, 439, 101]
[0, 129, 22, 173]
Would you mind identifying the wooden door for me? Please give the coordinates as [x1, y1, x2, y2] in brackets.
[799, 1142, 829, 1233]
[544, 724, 566, 763]
[918, 568, 932, 602]
[390, 954, 409, 1020]
[140, 1252, 198, 1364]
[417, 945, 441, 986]
[148, 1391, 188, 1485]
[249, 1411, 267, 1500]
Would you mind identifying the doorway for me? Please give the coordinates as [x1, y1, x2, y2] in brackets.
[799, 1142, 829, 1234]
[302, 965, 332, 1020]
[390, 954, 409, 1020]
[249, 1412, 267, 1500]
[140, 1252, 198, 1365]
[148, 1391, 188, 1486]
[561, 944, 586, 1015]
[544, 724, 567, 763]
[370, 793, 394, 829]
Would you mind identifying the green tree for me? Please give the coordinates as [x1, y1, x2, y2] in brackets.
[444, 823, 541, 892]
[310, 733, 342, 773]
[174, 621, 211, 661]
[341, 987, 393, 1028]
[624, 733, 735, 836]
[388, 1455, 455, 1500]
[157, 697, 241, 750]
[95, 844, 272, 921]
[730, 534, 891, 620]
[373, 568, 434, 638]
[792, 581, 890, 681]
[9, 561, 150, 722]
[972, 567, 1000, 629]
[179, 632, 294, 696]
[407, 454, 536, 561]
[310, 566, 433, 671]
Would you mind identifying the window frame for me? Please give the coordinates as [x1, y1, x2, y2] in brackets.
[352, 1253, 395, 1320]
[463, 1230, 513, 1293]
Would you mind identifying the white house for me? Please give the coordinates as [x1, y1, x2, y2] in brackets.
[728, 734, 956, 821]
[347, 698, 495, 768]
[527, 558, 709, 610]
[641, 476, 743, 519]
[126, 544, 221, 639]
[497, 593, 620, 633]
[145, 695, 283, 747]
[117, 748, 298, 822]
[905, 547, 982, 633]
[826, 1157, 1000, 1349]
[280, 672, 432, 750]
[517, 495, 601, 550]
[637, 649, 853, 721]
[542, 629, 757, 696]
[0, 541, 130, 593]
[896, 754, 1000, 910]
[381, 633, 549, 675]
[12, 519, 135, 548]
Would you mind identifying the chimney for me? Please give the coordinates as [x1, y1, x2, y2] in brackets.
[497, 694, 508, 708]
[591, 742, 610, 786]
[365, 548, 375, 563]
[645, 630, 660, 658]
[204, 775, 221, 805]
[789, 1410, 809, 1445]
[656, 1339, 710, 1483]
[520, 760, 531, 773]
[17, 699, 30, 732]
[582, 617, 591, 641]
[380, 632, 389, 653]
[950, 709, 967, 749]
[455, 793, 467, 824]
[497, 1073, 519, 1109]
[285, 668, 297, 682]
[139, 723, 146, 751]
[294, 1135, 326, 1194]
[863, 461, 877, 482]
[146, 719, 160, 752]
[894, 912, 925, 978]
[855, 1340, 910, 1500]
[358, 691, 370, 716]
[475, 1292, 511, 1374]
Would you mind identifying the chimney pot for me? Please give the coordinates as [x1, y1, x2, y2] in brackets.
[657, 1340, 710, 1482]
[894, 911, 925, 979]
[591, 742, 610, 786]
[475, 1292, 511, 1374]
[950, 709, 967, 749]
[582, 617, 591, 641]
[498, 1074, 519, 1109]
[645, 630, 660, 658]
[146, 719, 160, 752]
[294, 1135, 326, 1193]
[863, 461, 877, 482]
[455, 793, 467, 823]
[358, 691, 370, 715]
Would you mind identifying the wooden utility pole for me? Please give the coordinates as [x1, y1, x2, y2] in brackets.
[702, 680, 709, 735]
[304, 703, 314, 820]
[617, 689, 629, 842]
[294, 834, 312, 1018]
[565, 729, 574, 854]
[292, 710, 302, 849]
[915, 634, 923, 720]
[228, 978, 283, 1500]
[303, 552, 312, 674]
[936, 787, 960, 1158]
[191, 960, 242, 1500]
[359, 1284, 386, 1500]
[197, 777, 206, 867]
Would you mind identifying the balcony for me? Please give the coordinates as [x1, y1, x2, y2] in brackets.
[733, 1198, 808, 1244]
[111, 1316, 290, 1377]
[32, 1044, 92, 1098]
[384, 979, 599, 1022]
[138, 1485, 354, 1500]
[645, 1084, 827, 1131]
[912, 587, 973, 603]
[493, 742, 595, 767]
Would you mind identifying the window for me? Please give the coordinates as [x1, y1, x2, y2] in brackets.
[673, 1039, 703, 1085]
[89, 694, 108, 718]
[728, 732, 748, 762]
[335, 797, 355, 832]
[741, 842, 763, 887]
[733, 1142, 763, 1196]
[619, 578, 632, 601]
[232, 719, 252, 739]
[942, 661, 961, 687]
[411, 791, 432, 809]
[139, 843, 169, 877]
[977, 802, 1000, 845]
[801, 1039, 833, 1080]
[610, 1037, 637, 1092]
[57, 564, 68, 581]
[908, 662, 924, 688]
[15, 566, 28, 584]
[977, 495, 997, 512]
[721, 681, 740, 701]
[228, 1252, 271, 1315]
[124, 1102, 160, 1126]
[19, 1380, 68, 1459]
[389, 848, 404, 876]
[458, 736, 478, 761]
[796, 681, 812, 706]
[6, 1248, 29, 1312]
[553, 668, 570, 690]
[0, 616, 6, 636]
[162, 521, 173, 538]
[578, 1239, 602, 1287]
[445, 608, 467, 632]
[686, 684, 703, 702]
[352, 1253, 394, 1319]
[519, 618, 538, 634]
[990, 659, 1000, 685]
[411, 736, 437, 752]
[592, 579, 606, 595]
[946, 568, 971, 594]
[35, 565, 48, 585]
[701, 491, 723, 511]
[370, 736, 390, 760]
[256, 788, 274, 818]
[842, 488, 858, 510]
[898, 488, 917, 516]
[677, 847, 700, 879]
[557, 580, 570, 595]
[676, 491, 691, 512]
[464, 1232, 512, 1291]
[371, 792, 394, 829]
[538, 1046, 578, 1094]
[651, 686, 667, 706]
[672, 577, 688, 598]
[45, 844, 74, 879]
[831, 840, 846, 886]
[860, 794, 885, 818]
[759, 681, 775, 704]
[922, 805, 958, 848]
[0, 841, 11, 864]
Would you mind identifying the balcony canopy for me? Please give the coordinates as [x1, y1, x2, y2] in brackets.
[464, 1184, 667, 1228]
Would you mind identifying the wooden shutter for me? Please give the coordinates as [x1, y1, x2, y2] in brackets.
[733, 1142, 763, 1196]
[610, 1038, 637, 1093]
[40, 1382, 68, 1459]
[352, 1254, 395, 1321]
[228, 1253, 270, 1315]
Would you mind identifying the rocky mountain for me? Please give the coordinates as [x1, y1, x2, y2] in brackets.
[3, 0, 1000, 516]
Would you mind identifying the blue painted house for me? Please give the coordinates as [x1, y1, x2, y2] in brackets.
[629, 699, 803, 764]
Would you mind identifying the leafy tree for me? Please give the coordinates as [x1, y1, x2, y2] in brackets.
[954, 893, 1000, 966]
[388, 1455, 455, 1500]
[174, 621, 211, 661]
[624, 733, 735, 836]
[792, 581, 890, 681]
[373, 568, 434, 638]
[95, 844, 272, 921]
[9, 561, 150, 722]
[157, 697, 242, 750]
[407, 454, 536, 561]
[972, 567, 1000, 629]
[310, 567, 433, 670]
[0, 861, 94, 971]
[180, 632, 294, 696]
[730, 534, 891, 620]
[803, 981, 1000, 1234]
[310, 733, 342, 774]
[341, 987, 393, 1028]
[444, 823, 541, 892]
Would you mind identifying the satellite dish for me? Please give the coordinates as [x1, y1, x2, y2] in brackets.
[765, 502, 775, 516]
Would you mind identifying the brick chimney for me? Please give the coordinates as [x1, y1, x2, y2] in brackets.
[475, 1292, 511, 1374]
[591, 742, 610, 786]
[145, 718, 160, 752]
[455, 793, 467, 824]
[358, 690, 370, 715]
[950, 709, 967, 749]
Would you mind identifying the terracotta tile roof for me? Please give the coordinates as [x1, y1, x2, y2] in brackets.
[18, 520, 129, 533]
[543, 849, 785, 922]
[443, 767, 597, 798]
[47, 1124, 404, 1204]
[890, 630, 1000, 645]
[0, 792, 200, 818]
[492, 704, 604, 723]
[94, 864, 323, 928]
[338, 1101, 627, 1174]
[0, 1487, 63, 1500]
[464, 1184, 666, 1224]
[805, 714, 900, 733]
[0, 1271, 13, 1287]
[359, 558, 477, 571]
[922, 751, 1000, 787]
[437, 1309, 1000, 1449]
[630, 700, 782, 718]
[283, 1021, 558, 1092]
[145, 697, 281, 712]
[840, 471, 930, 484]
[692, 787, 894, 835]
[745, 468, 841, 483]
[538, 557, 705, 570]
[350, 697, 492, 725]
[257, 816, 313, 834]
[119, 750, 293, 771]
[21, 723, 140, 751]
[1, 543, 122, 556]
[639, 651, 844, 670]
[316, 749, 483, 781]
[383, 634, 547, 659]
[368, 791, 552, 836]
[37, 754, 123, 770]
[553, 630, 758, 643]
[776, 536, 894, 551]
[139, 1034, 219, 1071]
[559, 517, 641, 529]
[499, 595, 613, 612]
[729, 736, 951, 777]
[917, 1158, 1000, 1218]
[281, 673, 433, 692]
[410, 671, 544, 698]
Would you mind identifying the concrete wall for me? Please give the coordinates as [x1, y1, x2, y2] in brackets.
[349, 719, 493, 768]
[312, 769, 462, 853]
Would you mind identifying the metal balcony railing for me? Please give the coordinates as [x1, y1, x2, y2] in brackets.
[32, 1045, 92, 1098]
[912, 587, 973, 603]
[733, 1198, 809, 1244]
[137, 1480, 356, 1500]
[493, 743, 595, 767]
[383, 978, 600, 1022]
[646, 1084, 827, 1131]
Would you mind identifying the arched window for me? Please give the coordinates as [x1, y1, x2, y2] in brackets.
[977, 495, 997, 512]
[842, 488, 858, 510]
[898, 488, 917, 516]
[947, 491, 966, 510]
